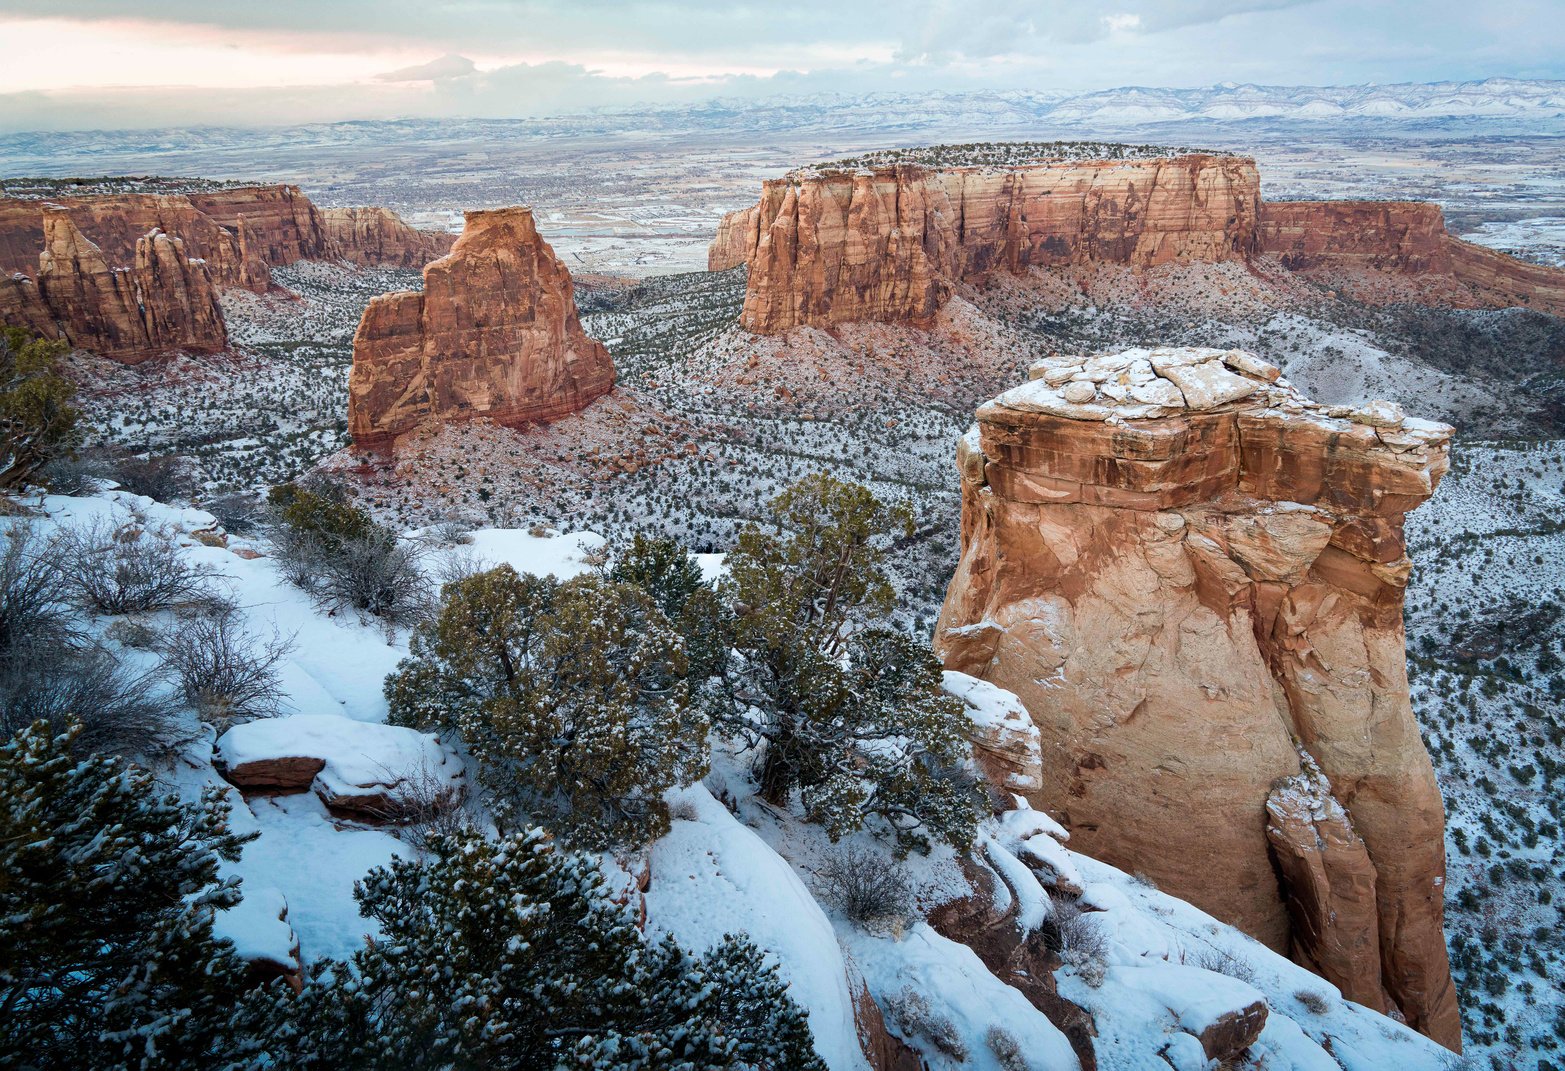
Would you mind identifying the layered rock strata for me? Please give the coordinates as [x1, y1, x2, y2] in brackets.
[321, 206, 456, 268]
[717, 154, 1565, 331]
[348, 207, 614, 450]
[935, 346, 1461, 1049]
[725, 154, 1261, 332]
[2, 207, 227, 362]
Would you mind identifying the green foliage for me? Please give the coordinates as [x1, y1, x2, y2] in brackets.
[609, 532, 734, 681]
[235, 829, 826, 1071]
[716, 474, 980, 854]
[387, 566, 707, 847]
[0, 720, 254, 1070]
[267, 480, 376, 548]
[0, 327, 79, 490]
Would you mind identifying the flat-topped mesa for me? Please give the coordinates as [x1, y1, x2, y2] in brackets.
[1258, 199, 1565, 316]
[2, 207, 226, 363]
[935, 346, 1461, 1051]
[320, 207, 457, 268]
[348, 207, 615, 451]
[719, 152, 1262, 332]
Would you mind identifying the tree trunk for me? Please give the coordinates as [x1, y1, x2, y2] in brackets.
[757, 742, 795, 807]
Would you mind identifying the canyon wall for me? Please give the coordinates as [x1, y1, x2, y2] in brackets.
[320, 206, 456, 268]
[729, 155, 1261, 332]
[0, 185, 452, 362]
[935, 347, 1461, 1050]
[718, 156, 1565, 331]
[348, 207, 614, 450]
[1, 207, 226, 363]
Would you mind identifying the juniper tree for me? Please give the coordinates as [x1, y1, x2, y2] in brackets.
[233, 831, 826, 1071]
[386, 566, 706, 846]
[0, 720, 254, 1070]
[716, 474, 981, 853]
[0, 328, 78, 490]
[608, 532, 734, 681]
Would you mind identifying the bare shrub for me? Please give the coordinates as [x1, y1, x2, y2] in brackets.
[382, 760, 471, 853]
[203, 493, 265, 535]
[0, 639, 181, 758]
[1187, 944, 1258, 985]
[160, 607, 292, 725]
[883, 989, 967, 1061]
[61, 520, 211, 615]
[1294, 989, 1330, 1015]
[418, 517, 474, 547]
[94, 449, 197, 502]
[104, 617, 159, 650]
[815, 843, 915, 934]
[985, 1025, 1028, 1071]
[0, 523, 77, 660]
[314, 532, 427, 626]
[1046, 897, 1109, 988]
[36, 452, 102, 496]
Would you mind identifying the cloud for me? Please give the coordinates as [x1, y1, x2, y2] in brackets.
[376, 53, 478, 82]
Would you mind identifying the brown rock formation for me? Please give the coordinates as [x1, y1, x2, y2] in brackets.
[722, 154, 1261, 331]
[935, 346, 1461, 1049]
[12, 207, 228, 363]
[718, 155, 1565, 331]
[348, 207, 615, 450]
[321, 206, 457, 268]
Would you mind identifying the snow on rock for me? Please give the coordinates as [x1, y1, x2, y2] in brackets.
[1105, 962, 1269, 1062]
[942, 670, 1042, 793]
[213, 883, 300, 982]
[216, 713, 462, 819]
[842, 922, 1082, 1071]
[459, 527, 604, 580]
[645, 784, 871, 1071]
[995, 800, 1083, 897]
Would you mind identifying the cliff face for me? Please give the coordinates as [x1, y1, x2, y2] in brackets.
[13, 207, 227, 363]
[320, 207, 456, 268]
[720, 158, 1565, 331]
[724, 155, 1261, 331]
[348, 207, 614, 450]
[935, 347, 1461, 1050]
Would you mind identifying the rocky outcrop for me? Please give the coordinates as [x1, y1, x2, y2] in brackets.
[934, 346, 1461, 1049]
[729, 155, 1260, 332]
[719, 154, 1565, 331]
[348, 207, 614, 450]
[1260, 199, 1565, 316]
[9, 207, 228, 363]
[321, 206, 457, 268]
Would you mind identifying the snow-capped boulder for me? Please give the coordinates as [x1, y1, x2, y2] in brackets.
[216, 714, 462, 820]
[941, 670, 1042, 794]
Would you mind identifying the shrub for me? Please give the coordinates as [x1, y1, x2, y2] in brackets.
[233, 830, 827, 1071]
[1295, 989, 1331, 1015]
[608, 532, 733, 681]
[203, 492, 265, 535]
[884, 989, 968, 1061]
[0, 327, 79, 491]
[986, 1025, 1028, 1071]
[815, 842, 915, 934]
[0, 720, 255, 1068]
[160, 607, 292, 725]
[0, 640, 178, 759]
[60, 519, 212, 615]
[0, 523, 76, 662]
[713, 475, 980, 854]
[1046, 898, 1109, 988]
[386, 566, 707, 847]
[89, 447, 197, 502]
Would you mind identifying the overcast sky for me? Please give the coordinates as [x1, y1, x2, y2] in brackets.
[2, 0, 1562, 131]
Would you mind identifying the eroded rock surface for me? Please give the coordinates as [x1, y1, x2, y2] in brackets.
[935, 346, 1461, 1048]
[348, 207, 615, 450]
[321, 206, 457, 268]
[4, 207, 228, 362]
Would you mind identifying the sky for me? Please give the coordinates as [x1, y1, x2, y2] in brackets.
[1, 0, 1562, 131]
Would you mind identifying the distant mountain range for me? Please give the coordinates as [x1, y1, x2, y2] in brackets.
[2, 77, 1562, 163]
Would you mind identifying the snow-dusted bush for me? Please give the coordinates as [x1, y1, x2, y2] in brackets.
[160, 607, 293, 725]
[386, 566, 707, 847]
[884, 988, 969, 1061]
[1047, 898, 1109, 988]
[0, 720, 254, 1067]
[234, 829, 827, 1070]
[60, 519, 212, 615]
[986, 1025, 1028, 1071]
[0, 522, 75, 659]
[815, 842, 915, 934]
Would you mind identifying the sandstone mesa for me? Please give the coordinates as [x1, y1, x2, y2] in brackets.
[936, 344, 1461, 1048]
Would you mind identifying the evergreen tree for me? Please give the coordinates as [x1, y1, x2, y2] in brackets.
[0, 720, 254, 1070]
[235, 830, 826, 1071]
[387, 567, 707, 846]
[0, 328, 79, 490]
[608, 533, 734, 682]
[715, 474, 981, 853]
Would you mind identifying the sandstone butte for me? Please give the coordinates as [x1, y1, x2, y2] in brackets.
[348, 207, 615, 451]
[935, 345, 1462, 1050]
[0, 207, 227, 364]
[710, 153, 1565, 332]
[0, 184, 453, 362]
